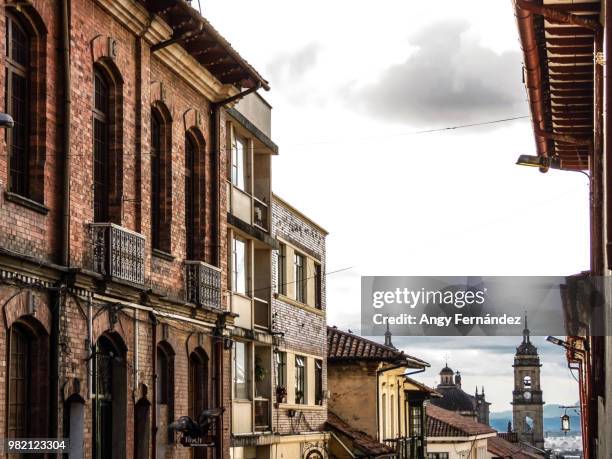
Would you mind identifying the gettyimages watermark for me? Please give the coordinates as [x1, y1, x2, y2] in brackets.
[361, 276, 611, 336]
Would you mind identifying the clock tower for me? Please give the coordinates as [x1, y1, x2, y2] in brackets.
[512, 316, 544, 450]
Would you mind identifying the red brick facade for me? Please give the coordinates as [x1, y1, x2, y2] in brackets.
[0, 0, 267, 458]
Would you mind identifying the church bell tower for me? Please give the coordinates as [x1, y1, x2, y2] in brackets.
[512, 316, 544, 450]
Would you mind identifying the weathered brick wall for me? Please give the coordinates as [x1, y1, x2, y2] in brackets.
[271, 197, 328, 433]
[0, 0, 234, 458]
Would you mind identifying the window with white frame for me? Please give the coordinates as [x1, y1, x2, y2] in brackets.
[295, 355, 306, 404]
[232, 236, 248, 295]
[231, 134, 247, 191]
[233, 341, 249, 399]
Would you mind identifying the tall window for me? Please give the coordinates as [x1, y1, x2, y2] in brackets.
[382, 393, 387, 439]
[156, 344, 174, 443]
[232, 236, 247, 294]
[5, 14, 29, 197]
[185, 135, 197, 260]
[150, 110, 168, 251]
[275, 351, 286, 389]
[93, 70, 110, 222]
[295, 355, 306, 404]
[93, 335, 127, 459]
[233, 342, 249, 399]
[390, 394, 395, 437]
[277, 244, 286, 295]
[294, 253, 305, 303]
[8, 325, 30, 438]
[315, 359, 323, 405]
[188, 349, 208, 419]
[410, 404, 423, 437]
[314, 263, 322, 308]
[231, 134, 246, 191]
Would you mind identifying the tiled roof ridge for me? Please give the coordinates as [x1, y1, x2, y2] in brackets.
[327, 325, 429, 366]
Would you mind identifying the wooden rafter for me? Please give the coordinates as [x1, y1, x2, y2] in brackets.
[517, 0, 602, 33]
[536, 128, 593, 147]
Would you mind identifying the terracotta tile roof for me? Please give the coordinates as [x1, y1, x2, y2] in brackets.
[426, 405, 496, 438]
[327, 326, 429, 368]
[326, 411, 393, 457]
[488, 435, 543, 459]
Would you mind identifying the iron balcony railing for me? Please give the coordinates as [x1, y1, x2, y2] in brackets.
[185, 260, 222, 309]
[90, 223, 145, 285]
[383, 436, 426, 459]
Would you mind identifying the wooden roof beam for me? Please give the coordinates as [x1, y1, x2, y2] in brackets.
[536, 128, 593, 147]
[517, 0, 602, 33]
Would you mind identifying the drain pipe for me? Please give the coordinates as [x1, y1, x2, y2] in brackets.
[211, 83, 261, 266]
[151, 313, 157, 459]
[50, 0, 72, 442]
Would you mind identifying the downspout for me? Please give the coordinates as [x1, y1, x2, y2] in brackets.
[50, 0, 71, 441]
[208, 84, 261, 457]
[514, 0, 549, 168]
[211, 83, 262, 267]
[151, 314, 157, 459]
[215, 326, 224, 459]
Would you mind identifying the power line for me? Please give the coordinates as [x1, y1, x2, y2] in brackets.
[0, 114, 530, 157]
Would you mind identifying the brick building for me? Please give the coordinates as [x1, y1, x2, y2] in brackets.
[229, 192, 329, 458]
[0, 0, 270, 458]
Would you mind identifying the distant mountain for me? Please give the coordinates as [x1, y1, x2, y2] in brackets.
[490, 404, 580, 420]
[490, 416, 581, 435]
[489, 404, 581, 435]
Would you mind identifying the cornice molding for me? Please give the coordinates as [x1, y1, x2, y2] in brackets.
[95, 0, 239, 102]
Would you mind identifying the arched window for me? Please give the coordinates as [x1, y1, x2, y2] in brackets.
[8, 324, 30, 438]
[6, 13, 30, 197]
[189, 349, 209, 459]
[523, 375, 532, 388]
[7, 318, 49, 439]
[93, 334, 126, 459]
[156, 343, 175, 445]
[93, 69, 110, 222]
[185, 134, 197, 260]
[150, 105, 172, 253]
[189, 349, 209, 418]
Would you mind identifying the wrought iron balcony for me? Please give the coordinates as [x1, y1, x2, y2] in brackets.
[90, 223, 145, 285]
[383, 436, 425, 459]
[185, 260, 222, 309]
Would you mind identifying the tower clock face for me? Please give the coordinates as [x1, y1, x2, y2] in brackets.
[524, 390, 532, 400]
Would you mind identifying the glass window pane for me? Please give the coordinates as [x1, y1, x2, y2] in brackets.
[234, 342, 248, 399]
[232, 136, 246, 190]
[233, 237, 247, 294]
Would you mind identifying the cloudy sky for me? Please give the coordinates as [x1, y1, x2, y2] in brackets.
[205, 1, 588, 412]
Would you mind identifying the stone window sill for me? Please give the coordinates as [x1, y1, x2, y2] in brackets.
[4, 191, 49, 215]
[276, 293, 324, 316]
[152, 248, 174, 261]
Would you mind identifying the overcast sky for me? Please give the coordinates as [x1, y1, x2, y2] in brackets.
[205, 1, 587, 413]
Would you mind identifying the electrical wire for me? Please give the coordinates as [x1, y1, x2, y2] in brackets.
[0, 114, 530, 157]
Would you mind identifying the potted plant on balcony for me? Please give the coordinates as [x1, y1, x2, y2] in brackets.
[275, 385, 287, 404]
[295, 389, 304, 405]
[255, 357, 267, 382]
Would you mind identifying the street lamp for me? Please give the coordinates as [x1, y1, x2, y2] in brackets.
[561, 413, 571, 433]
[0, 112, 14, 128]
[516, 154, 561, 171]
[559, 405, 580, 435]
